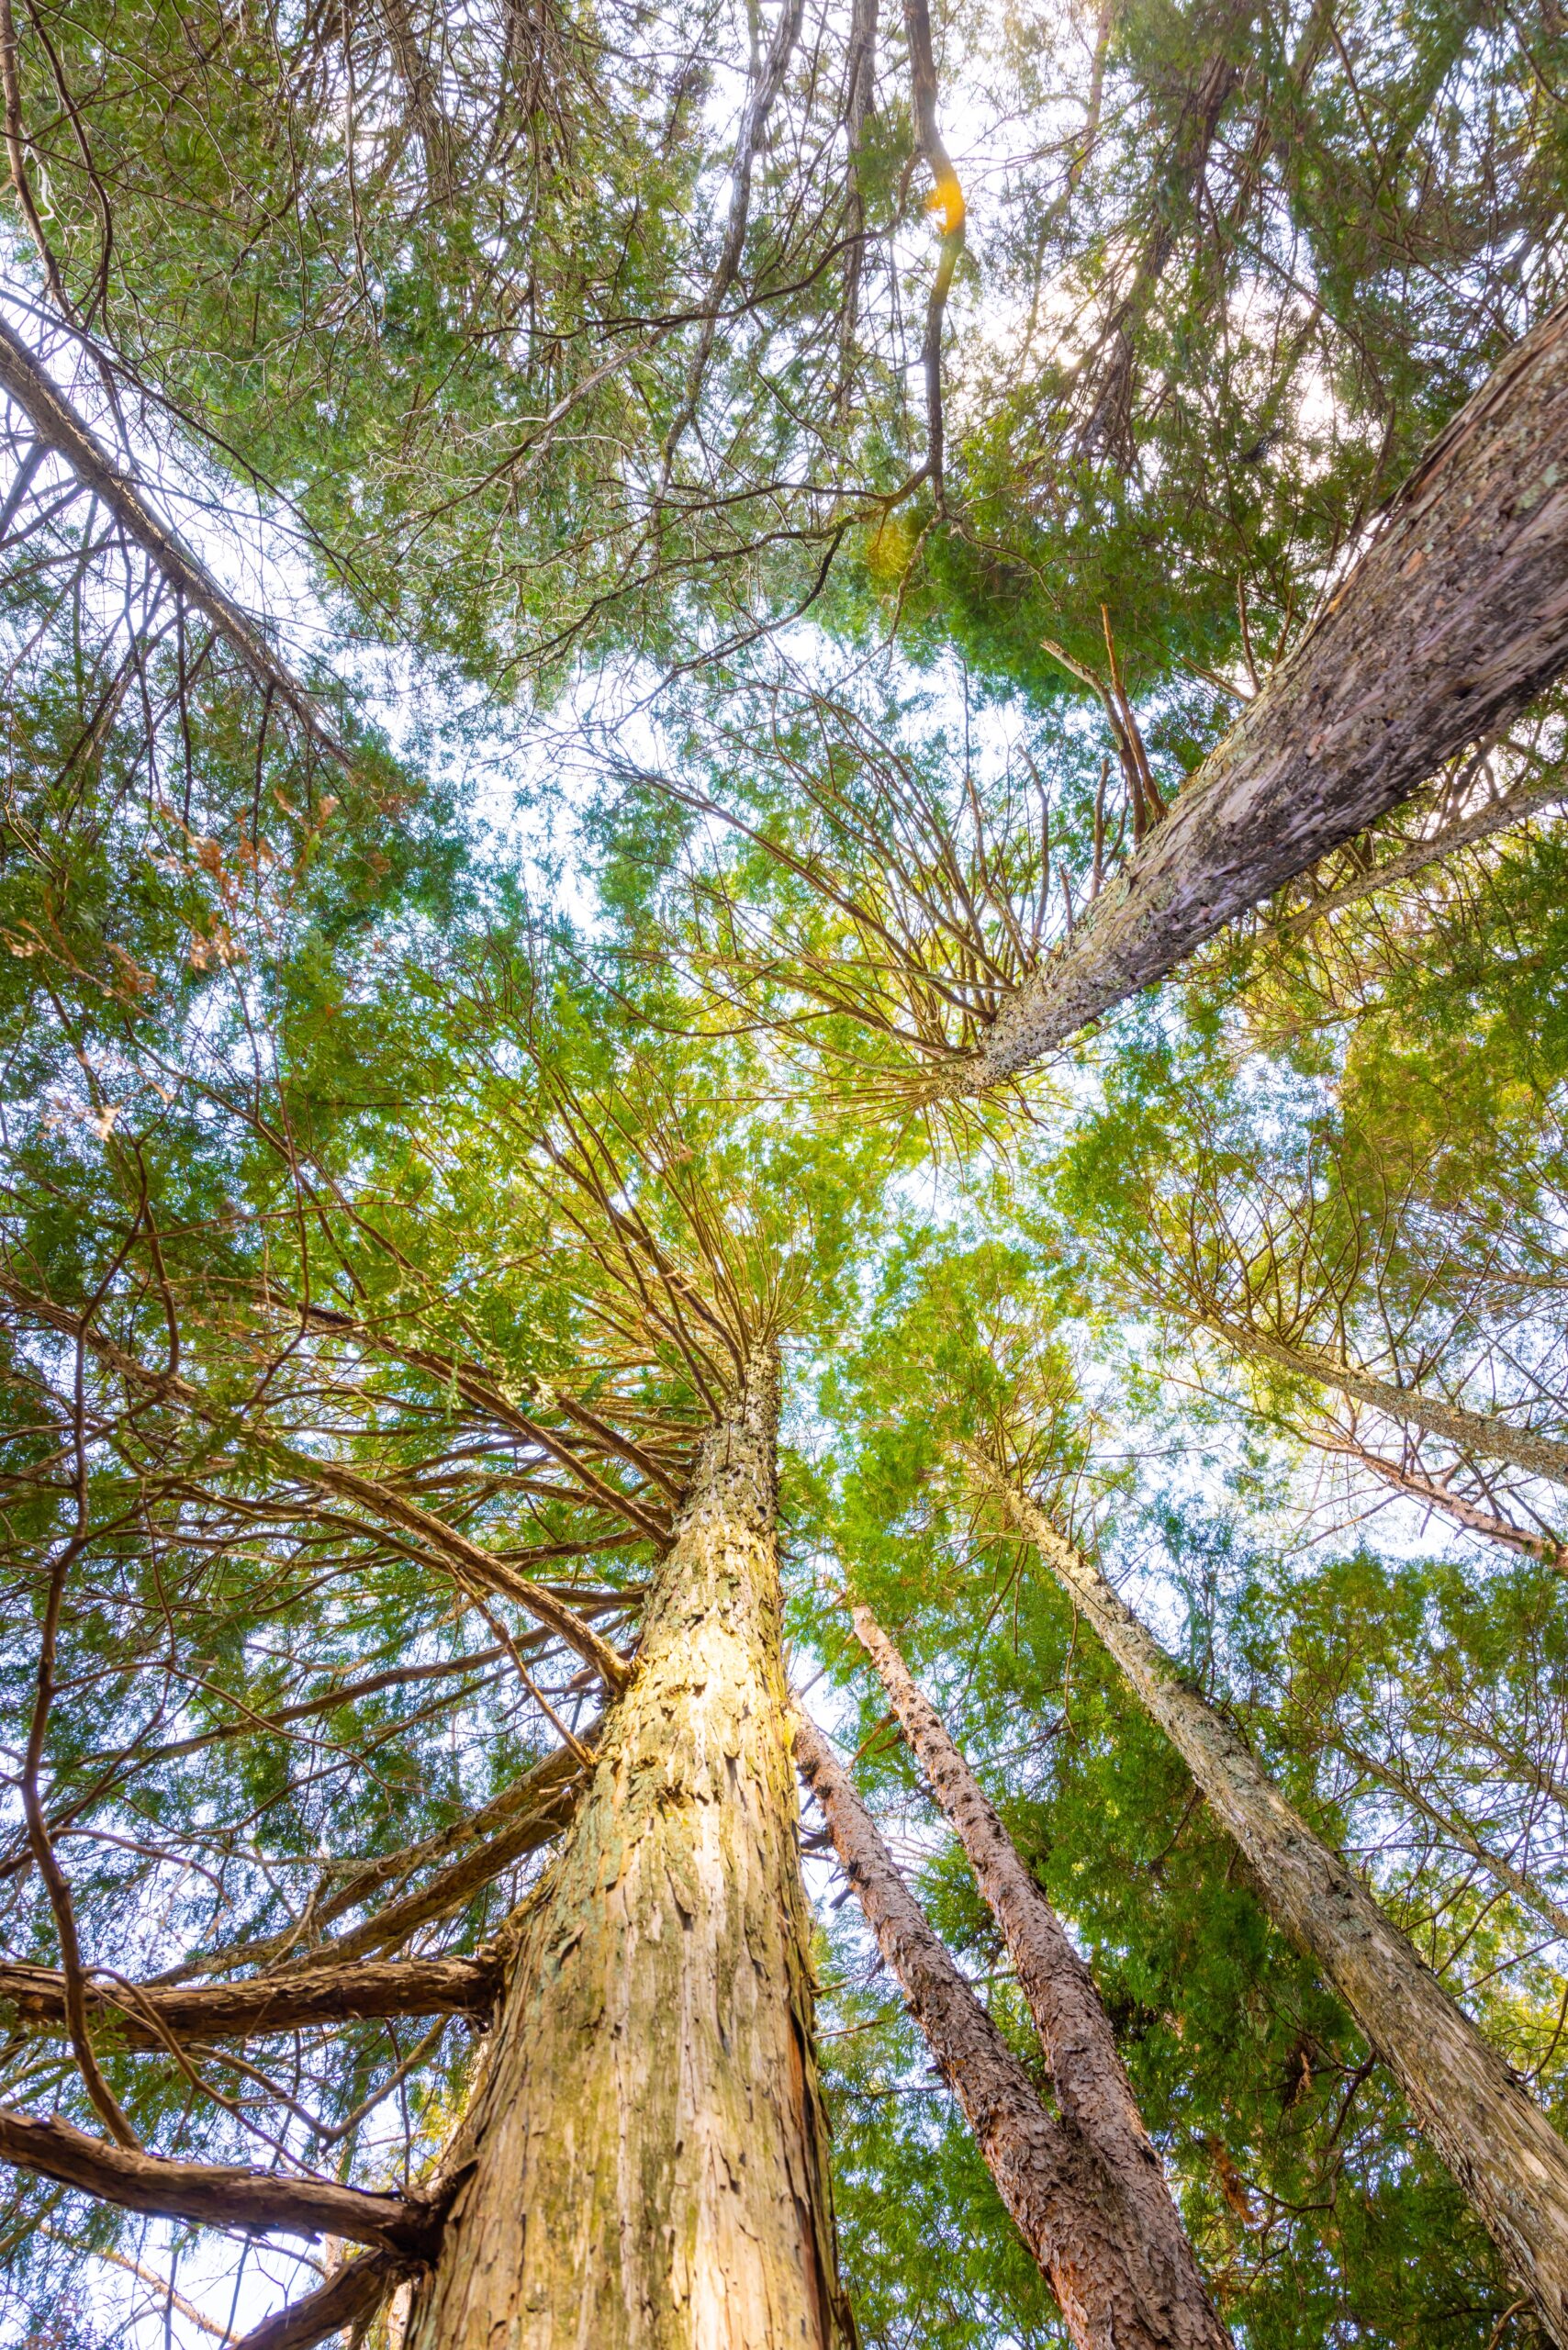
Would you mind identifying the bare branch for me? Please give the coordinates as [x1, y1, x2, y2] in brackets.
[0, 2108, 449, 2255]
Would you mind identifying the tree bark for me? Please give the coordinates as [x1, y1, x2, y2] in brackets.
[848, 1606, 1229, 2349]
[944, 300, 1568, 1095]
[0, 2107, 446, 2256]
[964, 1446, 1568, 2345]
[1271, 764, 1567, 941]
[794, 1712, 1218, 2350]
[407, 1348, 847, 2350]
[0, 1951, 498, 2047]
[0, 318, 340, 755]
[1312, 1421, 1567, 1572]
[231, 2250, 412, 2350]
[1325, 1735, 1568, 1945]
[1207, 1317, 1568, 1494]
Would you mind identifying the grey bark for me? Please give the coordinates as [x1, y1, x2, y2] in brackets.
[965, 1445, 1568, 2345]
[1209, 1317, 1568, 1494]
[1271, 766, 1567, 940]
[1314, 1422, 1567, 1572]
[946, 300, 1568, 1094]
[849, 1606, 1230, 2348]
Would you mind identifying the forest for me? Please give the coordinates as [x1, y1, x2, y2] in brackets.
[0, 0, 1564, 2342]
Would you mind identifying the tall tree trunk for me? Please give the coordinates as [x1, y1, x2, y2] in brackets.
[408, 1349, 846, 2350]
[962, 1446, 1568, 2346]
[1078, 0, 1253, 463]
[0, 318, 339, 755]
[943, 300, 1568, 1096]
[1204, 1316, 1568, 1493]
[848, 1606, 1230, 2349]
[793, 1712, 1220, 2350]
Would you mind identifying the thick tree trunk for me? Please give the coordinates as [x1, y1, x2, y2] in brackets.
[945, 300, 1568, 1095]
[408, 1348, 846, 2350]
[794, 1713, 1218, 2350]
[965, 1447, 1568, 2345]
[1208, 1317, 1568, 1493]
[848, 1606, 1229, 2349]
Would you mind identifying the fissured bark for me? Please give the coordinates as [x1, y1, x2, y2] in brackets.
[410, 1348, 846, 2350]
[850, 1606, 1230, 2348]
[972, 1450, 1568, 2347]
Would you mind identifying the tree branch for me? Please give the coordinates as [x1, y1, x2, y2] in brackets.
[0, 1951, 499, 2047]
[230, 2250, 412, 2350]
[0, 2108, 448, 2255]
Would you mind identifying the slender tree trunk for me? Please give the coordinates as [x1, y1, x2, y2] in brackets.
[1272, 766, 1566, 941]
[848, 1606, 1230, 2349]
[0, 318, 338, 755]
[409, 1349, 846, 2350]
[1314, 1422, 1567, 1572]
[793, 1712, 1220, 2350]
[963, 1446, 1568, 2345]
[945, 300, 1568, 1095]
[1078, 0, 1253, 461]
[1326, 1734, 1568, 1944]
[1207, 1317, 1568, 1493]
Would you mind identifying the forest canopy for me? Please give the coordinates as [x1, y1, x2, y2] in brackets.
[0, 0, 1565, 2344]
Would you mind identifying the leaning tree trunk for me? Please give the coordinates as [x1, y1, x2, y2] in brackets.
[793, 1712, 1215, 2350]
[943, 299, 1568, 1095]
[1205, 1315, 1568, 1493]
[0, 318, 336, 753]
[964, 1447, 1568, 2346]
[408, 1348, 846, 2350]
[848, 1606, 1230, 2350]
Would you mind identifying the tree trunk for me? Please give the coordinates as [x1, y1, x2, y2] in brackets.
[848, 1606, 1230, 2349]
[794, 1711, 1222, 2350]
[1208, 1317, 1568, 1494]
[1313, 1421, 1567, 1572]
[408, 1349, 846, 2350]
[964, 1446, 1568, 2346]
[946, 300, 1568, 1095]
[0, 317, 337, 755]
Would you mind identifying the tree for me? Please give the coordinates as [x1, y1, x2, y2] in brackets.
[838, 1606, 1229, 2347]
[4, 0, 1568, 2342]
[965, 1449, 1568, 2341]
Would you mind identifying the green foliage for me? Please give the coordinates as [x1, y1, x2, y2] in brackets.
[1, 0, 1566, 2337]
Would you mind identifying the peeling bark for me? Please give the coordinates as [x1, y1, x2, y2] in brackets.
[795, 1712, 1211, 2350]
[409, 1348, 847, 2350]
[946, 301, 1568, 1094]
[968, 1449, 1568, 2346]
[849, 1606, 1229, 2349]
